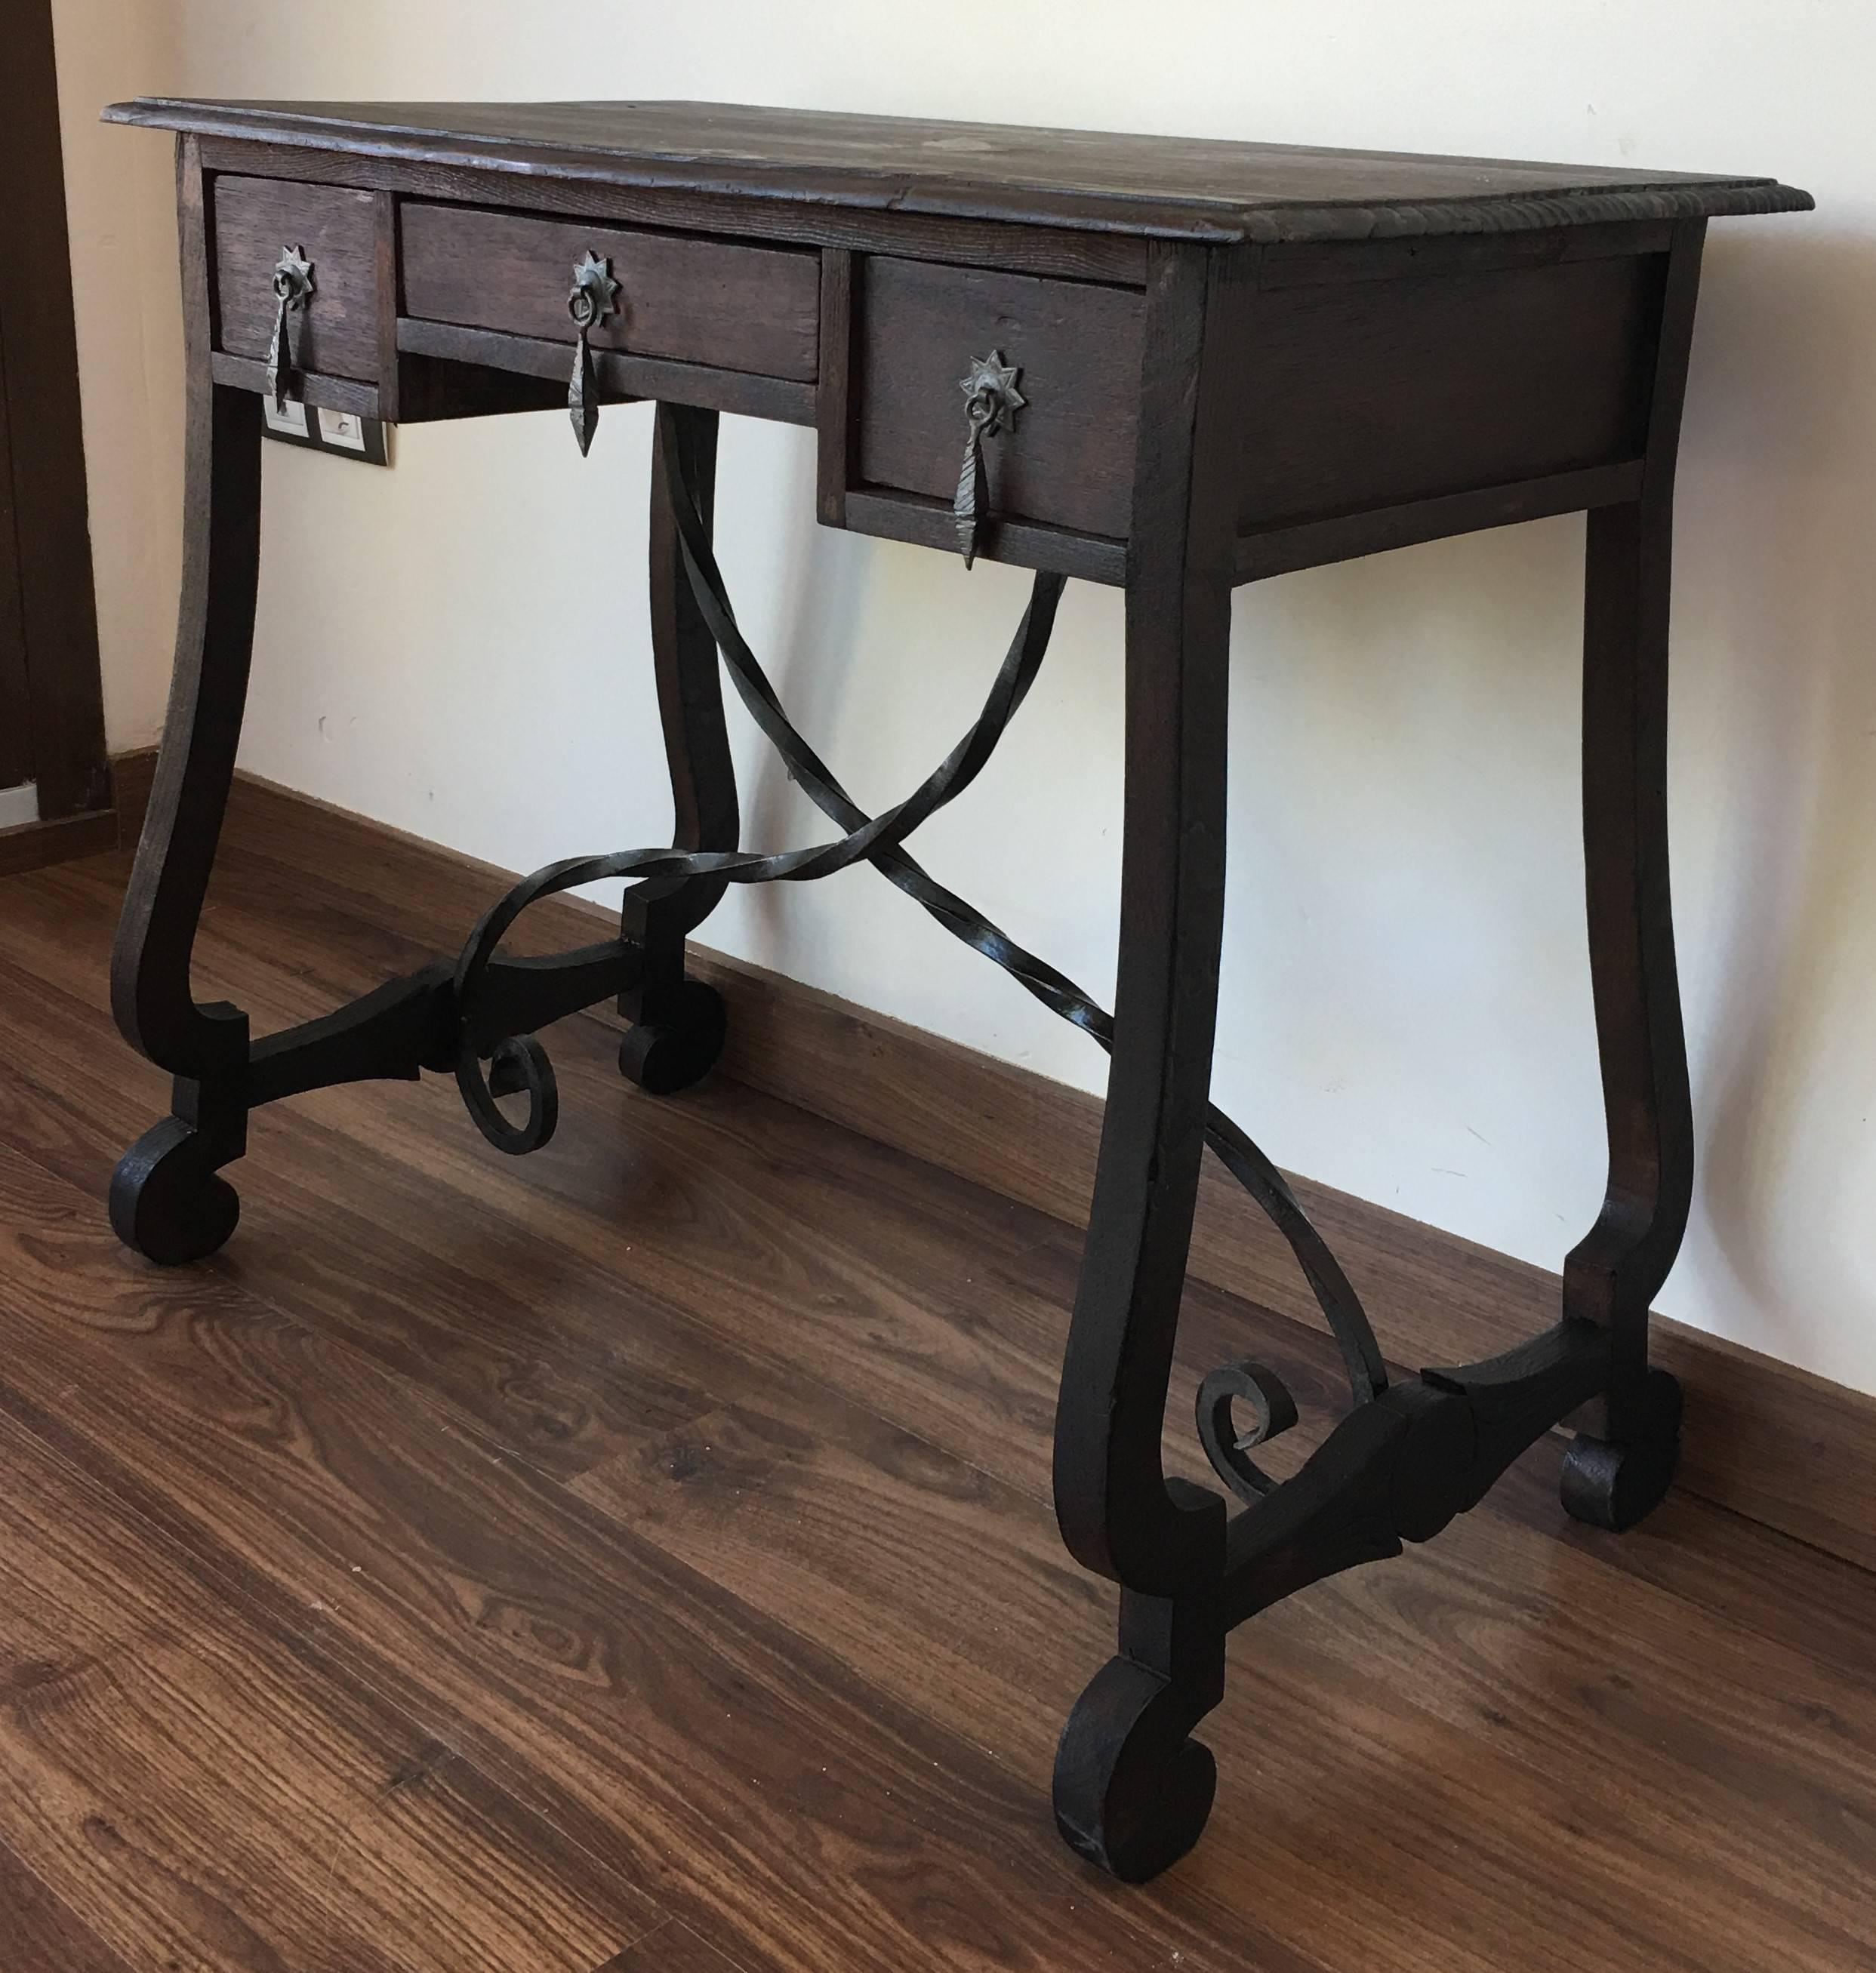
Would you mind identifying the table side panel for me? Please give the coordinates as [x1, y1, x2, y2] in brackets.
[400, 202, 820, 383]
[854, 255, 1144, 541]
[213, 174, 381, 383]
[1236, 250, 1667, 532]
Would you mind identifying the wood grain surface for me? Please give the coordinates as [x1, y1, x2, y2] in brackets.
[103, 99, 1814, 245]
[0, 784, 1871, 1970]
[1235, 251, 1662, 529]
[698, 933, 1876, 1577]
[400, 202, 820, 381]
[0, 809, 118, 879]
[856, 260, 1144, 548]
[191, 137, 1154, 289]
[855, 256, 1143, 538]
[393, 317, 816, 429]
[213, 174, 384, 383]
[144, 774, 1876, 1567]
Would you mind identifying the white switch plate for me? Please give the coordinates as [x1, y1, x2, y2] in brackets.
[317, 407, 368, 453]
[260, 399, 392, 466]
[263, 397, 311, 439]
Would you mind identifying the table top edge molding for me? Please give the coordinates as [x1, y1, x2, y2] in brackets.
[102, 98, 1815, 245]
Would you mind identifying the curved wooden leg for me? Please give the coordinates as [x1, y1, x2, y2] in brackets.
[1560, 488, 1693, 1526]
[618, 401, 738, 1094]
[1560, 224, 1705, 1525]
[109, 1107, 244, 1268]
[109, 157, 263, 1266]
[1052, 242, 1246, 1882]
[110, 377, 261, 1079]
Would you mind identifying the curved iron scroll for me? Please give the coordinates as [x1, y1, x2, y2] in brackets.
[452, 410, 1388, 1420]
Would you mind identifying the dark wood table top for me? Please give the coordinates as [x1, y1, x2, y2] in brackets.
[104, 97, 1812, 244]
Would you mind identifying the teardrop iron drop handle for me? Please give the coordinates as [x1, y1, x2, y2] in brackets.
[956, 409, 992, 572]
[953, 351, 1025, 568]
[266, 245, 315, 413]
[566, 250, 621, 457]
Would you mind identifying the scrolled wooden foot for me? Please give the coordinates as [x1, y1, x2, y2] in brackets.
[109, 1116, 242, 1266]
[1052, 1654, 1217, 1884]
[618, 979, 726, 1096]
[1560, 1366, 1683, 1532]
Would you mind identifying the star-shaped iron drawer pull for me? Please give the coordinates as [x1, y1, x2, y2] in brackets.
[960, 350, 1026, 436]
[954, 349, 1026, 568]
[567, 251, 622, 455]
[266, 245, 316, 411]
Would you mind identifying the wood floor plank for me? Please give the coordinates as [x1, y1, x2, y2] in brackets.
[0, 1839, 141, 1973]
[565, 1347, 1876, 1971]
[599, 1920, 751, 1971]
[0, 862, 1181, 1507]
[0, 1137, 1316, 1973]
[0, 1384, 663, 1973]
[0, 911, 1073, 1507]
[2, 814, 1874, 1971]
[0, 920, 1868, 1971]
[7, 891, 1846, 1728]
[211, 772, 1876, 1583]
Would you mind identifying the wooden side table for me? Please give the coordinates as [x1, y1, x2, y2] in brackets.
[101, 97, 1810, 1882]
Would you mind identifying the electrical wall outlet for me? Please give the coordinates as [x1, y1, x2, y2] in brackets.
[262, 398, 392, 466]
[318, 408, 371, 454]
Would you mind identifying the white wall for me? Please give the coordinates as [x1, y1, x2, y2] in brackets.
[47, 0, 184, 752]
[57, 2, 1876, 1393]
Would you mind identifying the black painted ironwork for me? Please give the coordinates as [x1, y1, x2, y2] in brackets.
[566, 249, 620, 457]
[642, 414, 1680, 1670]
[453, 411, 1391, 1454]
[954, 350, 1024, 568]
[1194, 1359, 1299, 1504]
[266, 245, 313, 411]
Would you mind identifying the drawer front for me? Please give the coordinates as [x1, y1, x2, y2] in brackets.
[214, 176, 380, 382]
[854, 257, 1144, 541]
[400, 204, 820, 382]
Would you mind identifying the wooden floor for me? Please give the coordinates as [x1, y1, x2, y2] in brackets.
[0, 786, 1871, 1973]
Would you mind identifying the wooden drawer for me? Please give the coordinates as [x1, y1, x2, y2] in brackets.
[852, 257, 1145, 542]
[213, 175, 381, 383]
[399, 204, 820, 382]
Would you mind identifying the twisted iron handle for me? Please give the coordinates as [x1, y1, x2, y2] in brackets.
[567, 251, 621, 456]
[954, 352, 1025, 567]
[266, 245, 314, 412]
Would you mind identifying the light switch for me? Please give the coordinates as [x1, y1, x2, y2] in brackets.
[262, 397, 311, 439]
